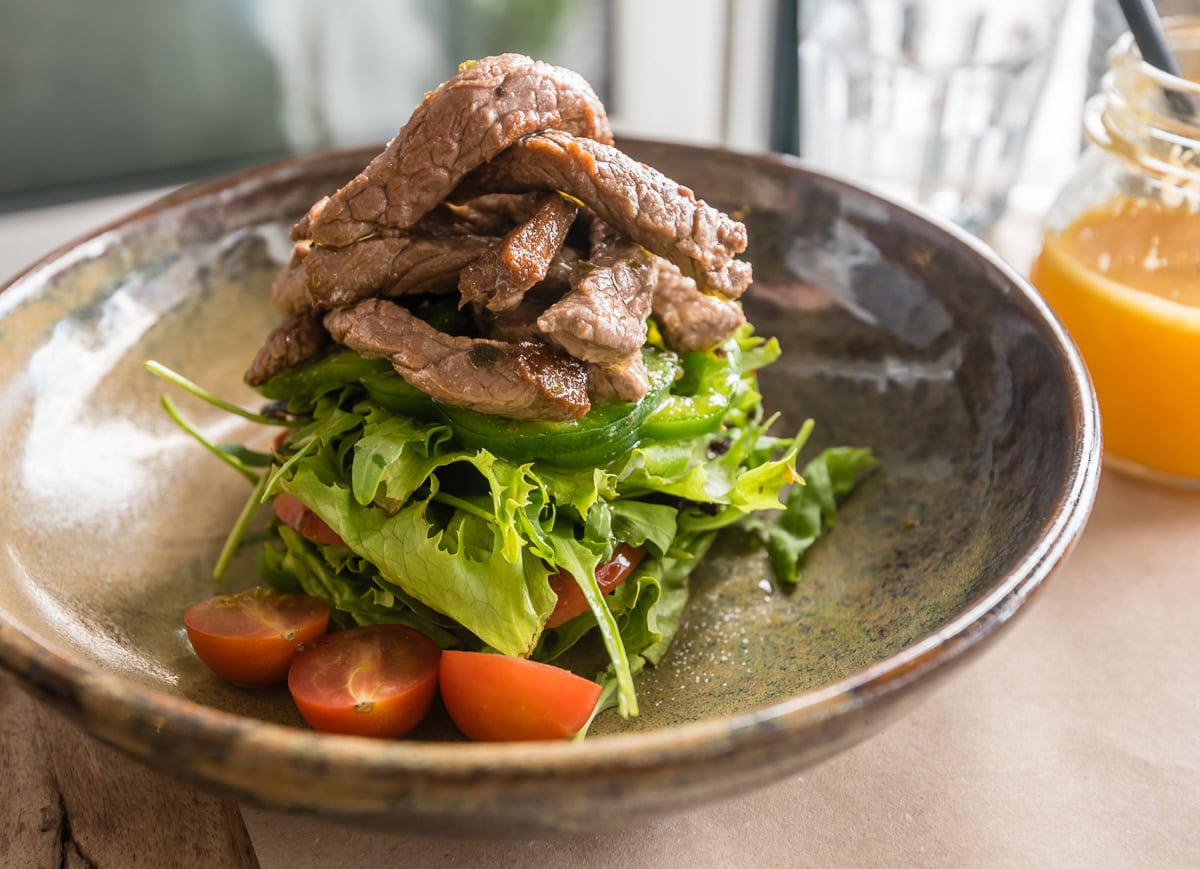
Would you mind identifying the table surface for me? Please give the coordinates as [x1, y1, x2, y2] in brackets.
[1, 189, 1197, 868]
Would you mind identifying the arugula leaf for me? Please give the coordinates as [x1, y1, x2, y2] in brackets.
[213, 472, 269, 581]
[575, 656, 646, 740]
[216, 443, 274, 468]
[753, 446, 878, 585]
[145, 360, 287, 426]
[158, 396, 260, 483]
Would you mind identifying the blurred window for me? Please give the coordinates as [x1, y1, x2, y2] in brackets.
[0, 0, 610, 208]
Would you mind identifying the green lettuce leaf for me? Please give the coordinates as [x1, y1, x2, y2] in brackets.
[615, 417, 810, 513]
[639, 530, 716, 665]
[610, 500, 678, 558]
[282, 461, 557, 657]
[535, 464, 617, 523]
[348, 416, 545, 566]
[258, 526, 465, 647]
[350, 416, 455, 508]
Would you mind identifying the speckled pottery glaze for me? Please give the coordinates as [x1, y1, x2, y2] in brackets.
[0, 141, 1099, 835]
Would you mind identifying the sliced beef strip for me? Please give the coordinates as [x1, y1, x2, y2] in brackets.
[587, 352, 650, 403]
[324, 298, 590, 421]
[536, 221, 657, 365]
[453, 130, 752, 299]
[274, 235, 501, 313]
[458, 193, 578, 313]
[244, 310, 331, 387]
[270, 243, 312, 315]
[294, 55, 613, 247]
[651, 259, 747, 352]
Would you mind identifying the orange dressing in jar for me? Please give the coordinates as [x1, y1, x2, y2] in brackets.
[1030, 196, 1200, 480]
[1030, 18, 1200, 485]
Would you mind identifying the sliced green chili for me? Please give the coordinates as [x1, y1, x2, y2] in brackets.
[640, 338, 741, 441]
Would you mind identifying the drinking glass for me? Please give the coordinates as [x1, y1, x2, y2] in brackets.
[798, 0, 1067, 233]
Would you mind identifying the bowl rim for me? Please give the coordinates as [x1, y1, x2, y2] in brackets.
[0, 140, 1101, 781]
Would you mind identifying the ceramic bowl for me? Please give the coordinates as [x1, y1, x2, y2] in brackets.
[0, 141, 1099, 835]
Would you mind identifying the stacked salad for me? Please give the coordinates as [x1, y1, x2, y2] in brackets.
[154, 54, 875, 739]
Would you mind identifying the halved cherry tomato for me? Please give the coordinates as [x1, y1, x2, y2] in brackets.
[273, 492, 345, 547]
[439, 651, 602, 742]
[545, 544, 646, 628]
[183, 587, 330, 686]
[287, 624, 440, 739]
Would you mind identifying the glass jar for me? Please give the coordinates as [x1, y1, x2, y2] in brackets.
[1030, 17, 1200, 486]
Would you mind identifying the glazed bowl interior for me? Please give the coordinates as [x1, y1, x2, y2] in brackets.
[0, 140, 1098, 833]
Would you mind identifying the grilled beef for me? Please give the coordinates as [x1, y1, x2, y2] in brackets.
[251, 54, 755, 416]
[454, 131, 752, 299]
[651, 260, 746, 352]
[302, 235, 499, 309]
[537, 221, 656, 367]
[458, 193, 578, 313]
[294, 55, 612, 247]
[587, 352, 651, 403]
[270, 245, 312, 315]
[439, 194, 541, 236]
[475, 298, 550, 343]
[245, 310, 330, 387]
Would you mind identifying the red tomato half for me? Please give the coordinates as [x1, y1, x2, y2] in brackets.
[439, 651, 603, 742]
[273, 493, 345, 547]
[287, 625, 440, 739]
[545, 544, 646, 628]
[184, 587, 330, 686]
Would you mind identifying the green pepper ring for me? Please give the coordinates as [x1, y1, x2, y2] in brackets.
[640, 338, 741, 441]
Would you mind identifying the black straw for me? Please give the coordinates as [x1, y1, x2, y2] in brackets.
[1115, 0, 1195, 118]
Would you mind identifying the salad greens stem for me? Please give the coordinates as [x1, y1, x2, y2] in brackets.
[160, 396, 259, 484]
[677, 507, 748, 534]
[261, 438, 318, 502]
[213, 472, 269, 582]
[145, 360, 291, 427]
[574, 677, 620, 742]
[430, 491, 496, 524]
